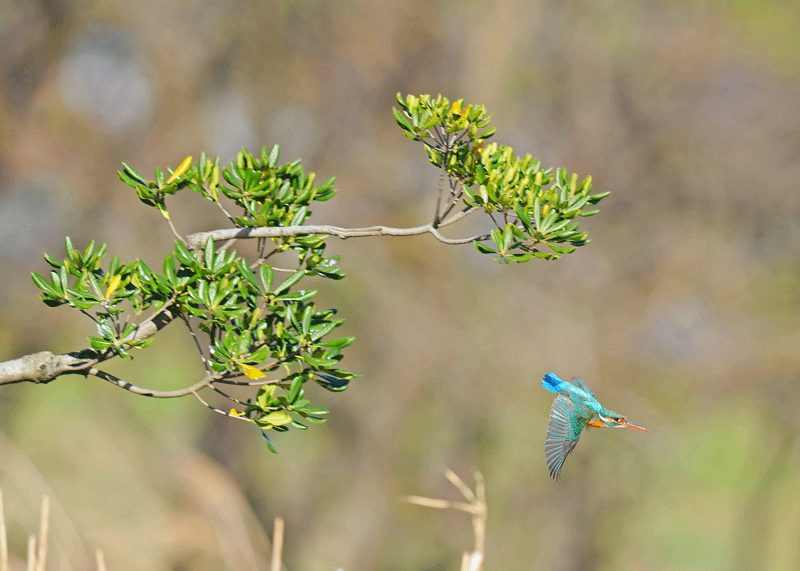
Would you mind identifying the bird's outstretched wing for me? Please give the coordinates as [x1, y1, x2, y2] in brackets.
[544, 395, 588, 481]
[571, 377, 596, 399]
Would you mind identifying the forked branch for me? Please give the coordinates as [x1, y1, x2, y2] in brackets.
[403, 467, 487, 571]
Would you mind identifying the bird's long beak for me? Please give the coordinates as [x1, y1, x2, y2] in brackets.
[619, 419, 648, 431]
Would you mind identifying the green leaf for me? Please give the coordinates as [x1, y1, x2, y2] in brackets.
[393, 107, 414, 133]
[546, 243, 577, 255]
[121, 162, 149, 185]
[278, 290, 317, 302]
[532, 250, 558, 260]
[174, 240, 196, 266]
[310, 321, 338, 342]
[304, 355, 338, 368]
[313, 372, 351, 391]
[301, 406, 329, 416]
[237, 261, 260, 291]
[43, 252, 62, 268]
[514, 203, 533, 233]
[288, 376, 303, 403]
[318, 336, 355, 349]
[65, 237, 77, 264]
[490, 229, 503, 250]
[301, 304, 313, 335]
[474, 241, 496, 254]
[267, 144, 280, 168]
[108, 254, 120, 276]
[510, 253, 533, 263]
[204, 236, 215, 269]
[502, 224, 514, 250]
[163, 255, 176, 284]
[587, 191, 610, 204]
[291, 205, 308, 225]
[88, 336, 113, 351]
[31, 272, 59, 296]
[259, 264, 274, 292]
[261, 430, 279, 453]
[117, 169, 142, 188]
[275, 269, 305, 295]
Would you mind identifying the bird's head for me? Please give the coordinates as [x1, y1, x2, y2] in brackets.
[597, 411, 648, 431]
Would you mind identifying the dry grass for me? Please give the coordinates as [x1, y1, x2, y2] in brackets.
[1, 469, 486, 571]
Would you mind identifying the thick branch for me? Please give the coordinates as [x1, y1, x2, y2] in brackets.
[0, 351, 93, 386]
[186, 213, 481, 250]
[0, 301, 181, 387]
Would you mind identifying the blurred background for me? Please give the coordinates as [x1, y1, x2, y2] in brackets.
[1, 0, 799, 569]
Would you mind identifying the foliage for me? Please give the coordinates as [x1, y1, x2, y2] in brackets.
[21, 93, 610, 451]
[394, 93, 609, 261]
[31, 147, 355, 450]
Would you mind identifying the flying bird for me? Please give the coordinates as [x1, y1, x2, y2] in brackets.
[542, 372, 648, 480]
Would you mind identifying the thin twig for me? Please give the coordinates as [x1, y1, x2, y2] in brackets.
[166, 216, 188, 246]
[191, 389, 255, 422]
[215, 377, 281, 387]
[89, 368, 215, 398]
[34, 496, 49, 571]
[270, 517, 284, 571]
[461, 551, 483, 571]
[26, 536, 34, 571]
[180, 315, 210, 373]
[215, 200, 236, 224]
[0, 489, 7, 571]
[433, 158, 448, 228]
[403, 467, 487, 571]
[210, 385, 251, 406]
[95, 549, 106, 571]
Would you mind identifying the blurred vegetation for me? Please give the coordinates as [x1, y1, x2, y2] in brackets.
[1, 0, 800, 570]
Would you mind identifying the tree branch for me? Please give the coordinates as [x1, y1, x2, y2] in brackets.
[0, 299, 182, 387]
[0, 351, 95, 386]
[2, 211, 490, 391]
[88, 367, 215, 398]
[185, 216, 484, 250]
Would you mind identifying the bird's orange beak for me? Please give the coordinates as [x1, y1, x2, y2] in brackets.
[618, 419, 648, 431]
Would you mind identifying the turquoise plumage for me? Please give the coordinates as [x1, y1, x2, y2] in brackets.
[542, 372, 647, 480]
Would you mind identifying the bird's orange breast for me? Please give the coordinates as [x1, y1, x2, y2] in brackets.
[586, 418, 606, 428]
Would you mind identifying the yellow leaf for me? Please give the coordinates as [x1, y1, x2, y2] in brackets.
[241, 363, 266, 379]
[105, 274, 121, 299]
[263, 411, 292, 426]
[209, 165, 220, 201]
[166, 156, 192, 184]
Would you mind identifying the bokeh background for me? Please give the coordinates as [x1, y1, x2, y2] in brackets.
[1, 0, 800, 569]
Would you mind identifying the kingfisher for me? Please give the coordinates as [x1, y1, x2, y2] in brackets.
[542, 372, 648, 480]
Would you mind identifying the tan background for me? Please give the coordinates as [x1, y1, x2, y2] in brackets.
[1, 0, 800, 569]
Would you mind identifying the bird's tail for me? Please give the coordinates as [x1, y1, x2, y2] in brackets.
[542, 372, 569, 393]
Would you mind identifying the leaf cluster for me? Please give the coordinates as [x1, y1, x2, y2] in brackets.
[33, 146, 358, 450]
[394, 93, 609, 261]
